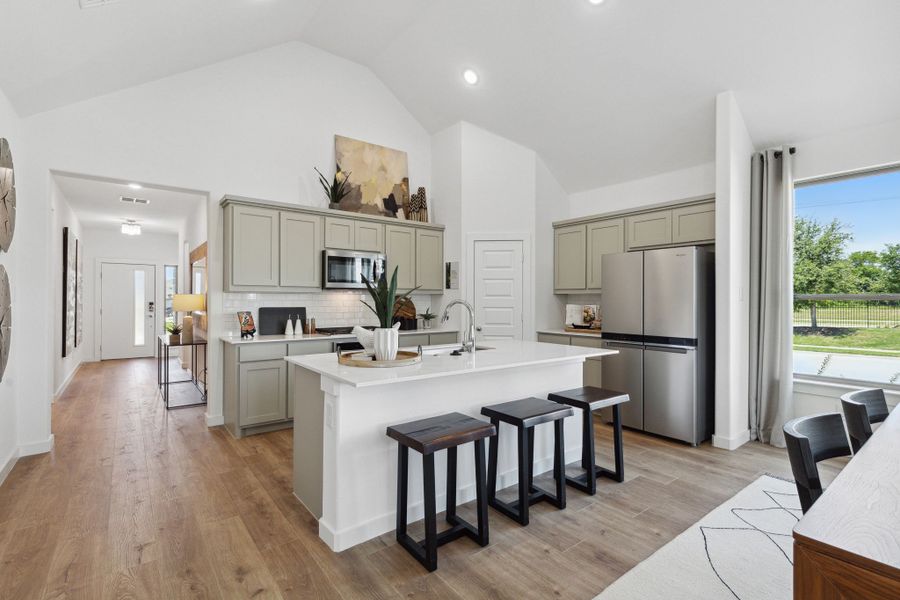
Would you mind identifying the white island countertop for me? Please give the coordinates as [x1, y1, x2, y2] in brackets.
[285, 339, 616, 388]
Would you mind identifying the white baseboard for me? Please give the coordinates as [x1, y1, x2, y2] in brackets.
[19, 434, 55, 457]
[0, 447, 19, 487]
[206, 413, 225, 427]
[54, 361, 84, 400]
[712, 429, 751, 451]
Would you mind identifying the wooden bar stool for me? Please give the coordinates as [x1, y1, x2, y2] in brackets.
[549, 386, 629, 495]
[480, 397, 574, 526]
[386, 412, 495, 572]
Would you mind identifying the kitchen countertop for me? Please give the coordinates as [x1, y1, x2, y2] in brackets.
[536, 329, 603, 339]
[220, 328, 459, 345]
[285, 339, 616, 388]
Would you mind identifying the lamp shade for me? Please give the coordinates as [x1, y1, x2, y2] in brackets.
[172, 294, 206, 312]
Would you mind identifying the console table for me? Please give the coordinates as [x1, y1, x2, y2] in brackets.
[157, 334, 208, 409]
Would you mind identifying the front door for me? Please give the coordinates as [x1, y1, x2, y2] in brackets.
[101, 262, 156, 359]
[473, 240, 524, 340]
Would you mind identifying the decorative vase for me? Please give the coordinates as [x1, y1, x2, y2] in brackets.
[423, 319, 433, 330]
[373, 327, 399, 361]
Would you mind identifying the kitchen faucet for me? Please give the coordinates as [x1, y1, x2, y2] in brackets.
[441, 300, 477, 353]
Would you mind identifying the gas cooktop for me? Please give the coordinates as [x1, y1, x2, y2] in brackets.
[314, 326, 374, 336]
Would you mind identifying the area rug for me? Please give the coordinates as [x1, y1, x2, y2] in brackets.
[594, 475, 801, 600]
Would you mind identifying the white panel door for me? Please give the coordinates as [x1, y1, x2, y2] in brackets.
[101, 262, 156, 360]
[474, 240, 524, 340]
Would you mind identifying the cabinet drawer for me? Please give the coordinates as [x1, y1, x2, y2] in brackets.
[571, 336, 603, 349]
[401, 333, 430, 348]
[239, 343, 287, 362]
[538, 334, 572, 346]
[288, 340, 334, 356]
[428, 332, 459, 345]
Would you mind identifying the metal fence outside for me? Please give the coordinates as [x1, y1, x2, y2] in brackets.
[793, 294, 900, 329]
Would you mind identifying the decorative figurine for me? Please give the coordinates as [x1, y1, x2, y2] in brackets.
[237, 311, 256, 338]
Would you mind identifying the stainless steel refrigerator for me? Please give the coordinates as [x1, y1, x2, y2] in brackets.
[600, 246, 714, 445]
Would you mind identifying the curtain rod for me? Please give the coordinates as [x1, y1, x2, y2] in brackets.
[773, 147, 796, 159]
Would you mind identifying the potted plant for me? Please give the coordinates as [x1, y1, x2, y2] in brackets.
[361, 267, 419, 361]
[418, 307, 437, 330]
[165, 321, 183, 344]
[315, 165, 352, 210]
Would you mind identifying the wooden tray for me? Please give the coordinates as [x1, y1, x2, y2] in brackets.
[564, 326, 602, 335]
[337, 349, 422, 368]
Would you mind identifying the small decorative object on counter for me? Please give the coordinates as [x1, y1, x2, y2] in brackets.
[418, 307, 437, 330]
[237, 311, 256, 339]
[309, 317, 317, 335]
[361, 266, 420, 361]
[407, 186, 429, 222]
[352, 325, 375, 352]
[166, 322, 183, 344]
[284, 315, 294, 336]
[393, 296, 417, 330]
[315, 165, 352, 210]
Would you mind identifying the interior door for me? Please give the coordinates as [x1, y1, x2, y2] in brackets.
[474, 240, 524, 340]
[101, 262, 156, 359]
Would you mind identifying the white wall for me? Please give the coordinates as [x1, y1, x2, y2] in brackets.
[429, 124, 464, 331]
[568, 162, 715, 219]
[713, 91, 755, 450]
[21, 41, 432, 428]
[81, 228, 179, 361]
[535, 156, 567, 329]
[50, 181, 88, 396]
[0, 86, 22, 480]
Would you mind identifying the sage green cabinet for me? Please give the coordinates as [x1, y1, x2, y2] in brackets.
[428, 331, 459, 345]
[626, 209, 672, 249]
[415, 229, 444, 292]
[287, 340, 333, 419]
[672, 201, 715, 244]
[385, 225, 417, 290]
[536, 333, 603, 386]
[354, 221, 384, 252]
[402, 333, 430, 348]
[586, 218, 625, 290]
[554, 224, 587, 293]
[324, 216, 355, 250]
[227, 205, 280, 288]
[280, 212, 322, 288]
[239, 360, 287, 427]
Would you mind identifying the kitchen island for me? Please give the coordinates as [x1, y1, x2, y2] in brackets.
[287, 339, 616, 551]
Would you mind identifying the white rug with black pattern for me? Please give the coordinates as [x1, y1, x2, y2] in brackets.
[594, 475, 800, 600]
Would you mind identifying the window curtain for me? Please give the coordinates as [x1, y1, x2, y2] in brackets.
[749, 147, 795, 447]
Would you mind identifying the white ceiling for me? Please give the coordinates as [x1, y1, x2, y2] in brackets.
[53, 172, 206, 234]
[4, 1, 900, 192]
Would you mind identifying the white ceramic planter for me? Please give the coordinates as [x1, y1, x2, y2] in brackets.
[373, 327, 399, 361]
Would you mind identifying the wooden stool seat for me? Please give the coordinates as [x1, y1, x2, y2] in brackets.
[549, 386, 629, 494]
[481, 398, 574, 526]
[387, 412, 495, 572]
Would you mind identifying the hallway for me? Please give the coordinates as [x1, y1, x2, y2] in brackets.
[0, 358, 796, 599]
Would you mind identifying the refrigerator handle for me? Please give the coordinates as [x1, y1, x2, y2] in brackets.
[604, 341, 644, 350]
[644, 345, 691, 354]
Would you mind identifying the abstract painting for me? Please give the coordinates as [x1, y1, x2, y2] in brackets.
[334, 135, 410, 218]
[62, 227, 76, 357]
[75, 238, 83, 347]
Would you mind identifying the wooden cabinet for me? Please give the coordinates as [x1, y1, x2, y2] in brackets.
[672, 201, 715, 244]
[227, 205, 280, 288]
[354, 221, 384, 252]
[324, 216, 355, 250]
[385, 225, 417, 291]
[415, 229, 444, 292]
[626, 209, 673, 249]
[239, 359, 287, 427]
[280, 212, 322, 288]
[554, 224, 587, 293]
[586, 218, 624, 290]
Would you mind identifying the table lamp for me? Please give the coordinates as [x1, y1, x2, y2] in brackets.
[172, 294, 206, 343]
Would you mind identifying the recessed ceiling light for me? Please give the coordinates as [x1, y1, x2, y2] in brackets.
[588, 0, 606, 5]
[128, 183, 142, 189]
[462, 69, 479, 86]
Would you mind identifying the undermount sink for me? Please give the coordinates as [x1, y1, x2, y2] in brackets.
[418, 344, 495, 356]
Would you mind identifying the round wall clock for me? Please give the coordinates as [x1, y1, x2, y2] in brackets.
[0, 265, 10, 382]
[0, 138, 16, 252]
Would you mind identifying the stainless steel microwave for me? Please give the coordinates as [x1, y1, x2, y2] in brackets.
[322, 249, 387, 289]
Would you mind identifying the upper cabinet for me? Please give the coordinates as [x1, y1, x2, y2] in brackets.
[672, 201, 715, 245]
[227, 205, 280, 289]
[415, 229, 444, 292]
[626, 209, 672, 250]
[554, 224, 587, 293]
[223, 197, 444, 294]
[552, 199, 715, 294]
[586, 218, 625, 290]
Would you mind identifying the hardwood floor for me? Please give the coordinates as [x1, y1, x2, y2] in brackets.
[1, 358, 799, 599]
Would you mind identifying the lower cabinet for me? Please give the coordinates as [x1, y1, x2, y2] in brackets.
[239, 360, 287, 426]
[537, 333, 603, 386]
[428, 331, 459, 345]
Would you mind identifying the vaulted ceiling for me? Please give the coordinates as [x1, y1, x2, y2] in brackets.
[3, 0, 899, 192]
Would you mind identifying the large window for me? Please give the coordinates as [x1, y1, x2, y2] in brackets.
[793, 168, 900, 385]
[164, 264, 178, 327]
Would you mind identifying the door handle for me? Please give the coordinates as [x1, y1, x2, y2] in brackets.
[476, 326, 483, 332]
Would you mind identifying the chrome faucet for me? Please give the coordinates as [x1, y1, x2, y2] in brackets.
[441, 299, 477, 353]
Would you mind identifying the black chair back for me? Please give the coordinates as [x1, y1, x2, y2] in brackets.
[783, 413, 851, 513]
[841, 388, 889, 453]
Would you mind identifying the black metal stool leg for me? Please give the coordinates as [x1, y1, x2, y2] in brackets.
[422, 453, 438, 571]
[473, 439, 489, 546]
[446, 446, 457, 524]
